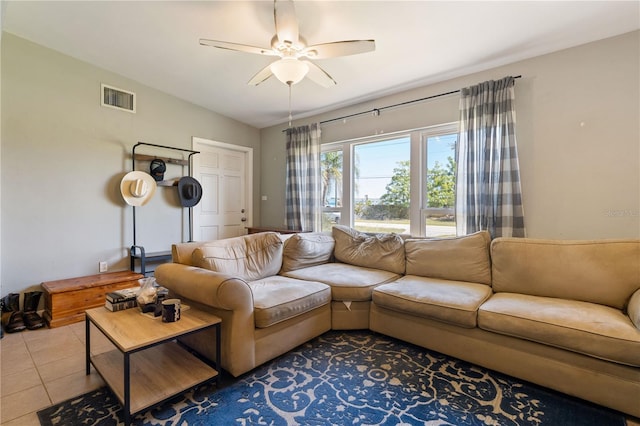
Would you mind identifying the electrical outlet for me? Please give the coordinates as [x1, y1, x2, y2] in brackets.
[99, 261, 108, 273]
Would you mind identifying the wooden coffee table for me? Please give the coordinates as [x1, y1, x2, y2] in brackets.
[85, 306, 221, 425]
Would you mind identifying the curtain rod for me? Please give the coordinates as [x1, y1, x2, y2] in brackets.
[283, 75, 522, 131]
[321, 75, 522, 125]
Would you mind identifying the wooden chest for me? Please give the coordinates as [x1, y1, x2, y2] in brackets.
[42, 271, 144, 328]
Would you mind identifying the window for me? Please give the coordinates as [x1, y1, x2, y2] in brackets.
[321, 123, 457, 237]
[424, 131, 457, 237]
[353, 137, 410, 234]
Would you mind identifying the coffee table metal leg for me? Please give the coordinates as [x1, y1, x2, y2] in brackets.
[85, 316, 91, 375]
[124, 353, 131, 426]
[216, 323, 221, 385]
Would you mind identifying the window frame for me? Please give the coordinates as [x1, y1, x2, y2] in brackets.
[418, 122, 458, 237]
[321, 122, 458, 237]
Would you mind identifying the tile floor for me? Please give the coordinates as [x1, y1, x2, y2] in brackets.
[1, 321, 639, 426]
[0, 321, 110, 425]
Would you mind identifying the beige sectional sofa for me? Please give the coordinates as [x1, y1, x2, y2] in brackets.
[154, 226, 640, 418]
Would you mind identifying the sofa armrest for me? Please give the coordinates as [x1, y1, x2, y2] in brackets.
[628, 288, 640, 330]
[154, 263, 257, 377]
[155, 263, 252, 311]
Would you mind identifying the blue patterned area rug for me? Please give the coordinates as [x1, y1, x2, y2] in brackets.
[38, 331, 625, 425]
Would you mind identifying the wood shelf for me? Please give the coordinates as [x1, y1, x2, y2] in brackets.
[133, 153, 189, 166]
[91, 343, 218, 415]
[156, 179, 178, 187]
[246, 226, 304, 234]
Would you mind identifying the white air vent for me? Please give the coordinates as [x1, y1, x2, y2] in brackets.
[101, 84, 136, 113]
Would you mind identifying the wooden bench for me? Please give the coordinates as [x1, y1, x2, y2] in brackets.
[42, 271, 144, 328]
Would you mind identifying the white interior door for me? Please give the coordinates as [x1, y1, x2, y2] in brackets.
[192, 137, 253, 241]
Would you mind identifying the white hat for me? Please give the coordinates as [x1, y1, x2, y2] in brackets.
[120, 171, 157, 206]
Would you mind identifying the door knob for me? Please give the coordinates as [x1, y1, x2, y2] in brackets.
[241, 217, 247, 222]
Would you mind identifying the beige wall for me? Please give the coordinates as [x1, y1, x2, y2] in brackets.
[260, 31, 640, 240]
[1, 33, 261, 296]
[2, 30, 639, 297]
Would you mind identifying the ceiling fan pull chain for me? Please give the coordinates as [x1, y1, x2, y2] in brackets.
[288, 82, 293, 127]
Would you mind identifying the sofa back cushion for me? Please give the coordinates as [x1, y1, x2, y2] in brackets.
[192, 232, 283, 281]
[405, 231, 492, 285]
[491, 238, 640, 310]
[280, 232, 335, 273]
[171, 241, 206, 266]
[332, 225, 405, 274]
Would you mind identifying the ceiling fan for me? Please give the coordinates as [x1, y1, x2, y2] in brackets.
[199, 0, 375, 88]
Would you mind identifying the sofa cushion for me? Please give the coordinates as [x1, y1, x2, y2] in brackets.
[372, 275, 493, 328]
[280, 232, 335, 273]
[491, 238, 640, 309]
[171, 241, 206, 266]
[332, 225, 405, 274]
[192, 232, 283, 281]
[405, 231, 492, 285]
[248, 276, 331, 328]
[478, 293, 640, 367]
[283, 263, 400, 301]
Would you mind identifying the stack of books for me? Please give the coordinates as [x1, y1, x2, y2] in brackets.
[105, 287, 139, 312]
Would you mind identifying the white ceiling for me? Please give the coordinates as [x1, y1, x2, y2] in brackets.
[3, 1, 639, 129]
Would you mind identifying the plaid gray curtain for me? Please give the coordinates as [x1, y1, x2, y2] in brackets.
[285, 123, 321, 231]
[455, 76, 525, 238]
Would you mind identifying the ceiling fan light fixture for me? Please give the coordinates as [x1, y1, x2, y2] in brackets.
[200, 1, 375, 87]
[270, 58, 309, 85]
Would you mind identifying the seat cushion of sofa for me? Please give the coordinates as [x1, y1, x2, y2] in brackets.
[282, 263, 400, 301]
[248, 276, 331, 328]
[372, 275, 493, 328]
[478, 293, 640, 367]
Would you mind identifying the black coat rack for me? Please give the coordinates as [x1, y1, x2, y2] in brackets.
[130, 142, 199, 275]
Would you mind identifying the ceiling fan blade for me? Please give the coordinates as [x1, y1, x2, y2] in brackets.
[199, 39, 276, 56]
[248, 63, 274, 86]
[274, 0, 299, 46]
[303, 40, 375, 59]
[302, 60, 336, 88]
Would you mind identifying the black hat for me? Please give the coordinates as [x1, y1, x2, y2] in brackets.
[178, 176, 203, 207]
[150, 159, 166, 182]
